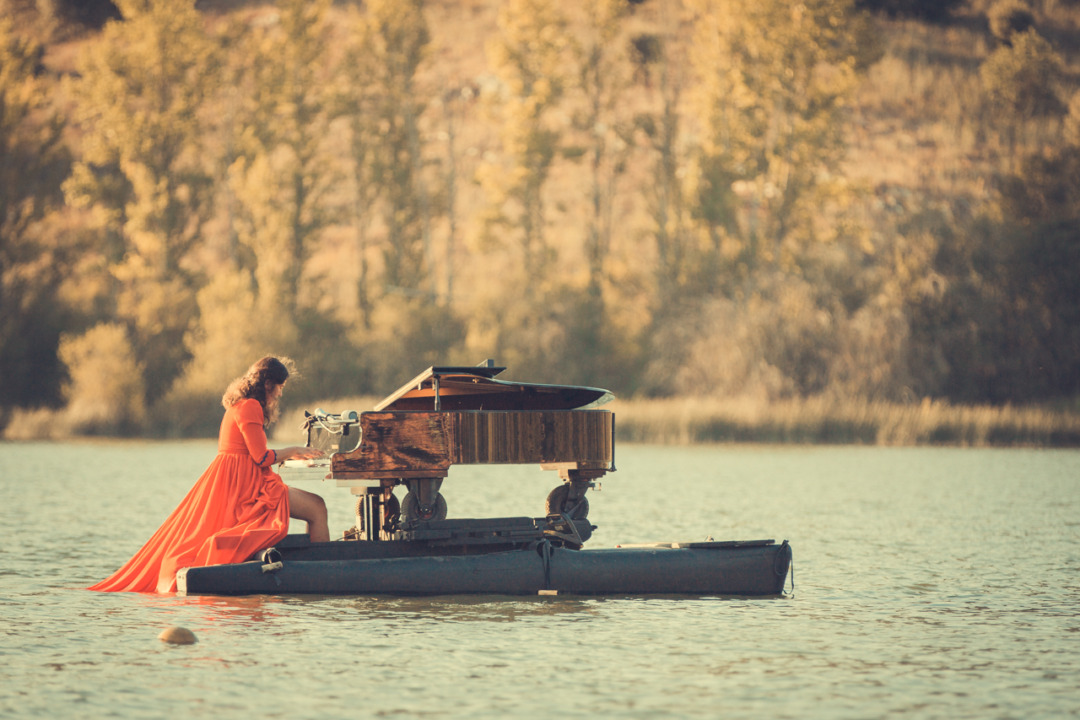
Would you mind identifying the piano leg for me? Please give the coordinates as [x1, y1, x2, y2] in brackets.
[545, 480, 592, 520]
[402, 478, 448, 522]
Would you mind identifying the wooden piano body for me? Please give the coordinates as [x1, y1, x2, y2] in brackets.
[307, 363, 615, 538]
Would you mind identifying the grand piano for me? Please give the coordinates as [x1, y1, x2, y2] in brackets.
[304, 361, 616, 541]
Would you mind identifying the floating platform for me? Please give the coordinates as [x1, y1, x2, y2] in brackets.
[176, 518, 792, 597]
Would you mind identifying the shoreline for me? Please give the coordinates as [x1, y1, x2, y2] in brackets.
[608, 397, 1080, 448]
[278, 395, 1080, 448]
[5, 396, 1080, 448]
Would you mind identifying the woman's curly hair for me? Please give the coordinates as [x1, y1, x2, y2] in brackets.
[221, 356, 296, 425]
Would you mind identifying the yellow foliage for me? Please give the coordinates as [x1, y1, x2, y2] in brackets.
[981, 28, 1065, 118]
[174, 270, 264, 396]
[59, 323, 146, 431]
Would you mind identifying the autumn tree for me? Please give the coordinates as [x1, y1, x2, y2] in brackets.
[641, 4, 694, 311]
[981, 27, 1065, 142]
[576, 0, 632, 302]
[227, 0, 337, 327]
[59, 323, 145, 433]
[0, 18, 71, 415]
[686, 0, 867, 277]
[479, 0, 571, 290]
[334, 0, 470, 390]
[633, 2, 709, 395]
[347, 0, 433, 299]
[63, 0, 214, 405]
[977, 95, 1080, 401]
[338, 7, 382, 331]
[635, 0, 878, 399]
[854, 0, 965, 22]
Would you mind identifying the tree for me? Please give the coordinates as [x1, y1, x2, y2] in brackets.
[347, 0, 433, 298]
[563, 0, 636, 385]
[686, 0, 867, 277]
[987, 0, 1035, 46]
[64, 0, 215, 404]
[854, 0, 966, 22]
[338, 0, 468, 390]
[227, 0, 336, 325]
[469, 0, 575, 379]
[479, 0, 571, 289]
[981, 28, 1065, 120]
[577, 0, 632, 300]
[59, 322, 145, 434]
[634, 1, 704, 395]
[0, 18, 71, 414]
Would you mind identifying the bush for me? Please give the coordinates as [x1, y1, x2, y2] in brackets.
[854, 0, 967, 23]
[981, 28, 1065, 118]
[58, 323, 146, 434]
[988, 0, 1036, 45]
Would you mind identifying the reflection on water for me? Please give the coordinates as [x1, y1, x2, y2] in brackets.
[1, 441, 1078, 719]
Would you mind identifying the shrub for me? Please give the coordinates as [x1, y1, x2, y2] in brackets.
[58, 323, 145, 434]
[981, 28, 1065, 118]
[988, 0, 1036, 45]
[854, 0, 967, 23]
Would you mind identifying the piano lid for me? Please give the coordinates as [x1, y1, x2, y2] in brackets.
[374, 364, 615, 412]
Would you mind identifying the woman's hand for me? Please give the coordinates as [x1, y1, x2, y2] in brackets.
[277, 446, 326, 463]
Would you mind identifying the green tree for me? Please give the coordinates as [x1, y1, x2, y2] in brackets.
[0, 18, 71, 414]
[64, 0, 215, 404]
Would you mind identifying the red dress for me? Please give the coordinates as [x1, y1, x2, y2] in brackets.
[89, 398, 291, 593]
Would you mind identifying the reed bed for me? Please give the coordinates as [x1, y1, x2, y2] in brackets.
[610, 396, 1080, 447]
[7, 395, 1077, 447]
[273, 395, 1080, 448]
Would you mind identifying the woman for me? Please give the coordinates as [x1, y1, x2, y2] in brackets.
[89, 356, 328, 593]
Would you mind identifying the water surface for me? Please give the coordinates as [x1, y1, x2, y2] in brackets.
[1, 442, 1077, 718]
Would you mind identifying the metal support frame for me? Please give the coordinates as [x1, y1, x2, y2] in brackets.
[406, 477, 444, 516]
[354, 485, 399, 541]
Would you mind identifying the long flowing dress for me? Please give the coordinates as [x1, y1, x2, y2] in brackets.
[89, 398, 291, 593]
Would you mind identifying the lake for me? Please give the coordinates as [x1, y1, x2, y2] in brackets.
[1, 441, 1077, 719]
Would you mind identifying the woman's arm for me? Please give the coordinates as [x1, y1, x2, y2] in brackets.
[235, 400, 324, 467]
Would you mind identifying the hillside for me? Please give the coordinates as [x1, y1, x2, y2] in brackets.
[4, 0, 1080, 441]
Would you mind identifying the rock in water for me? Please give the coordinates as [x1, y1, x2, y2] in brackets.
[158, 626, 197, 645]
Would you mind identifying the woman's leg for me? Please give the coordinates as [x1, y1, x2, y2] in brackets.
[288, 486, 330, 543]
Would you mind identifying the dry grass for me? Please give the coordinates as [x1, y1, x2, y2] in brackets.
[7, 393, 1078, 447]
[271, 394, 1080, 447]
[610, 395, 1080, 447]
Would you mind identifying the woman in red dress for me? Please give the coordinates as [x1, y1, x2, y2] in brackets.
[89, 356, 328, 593]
